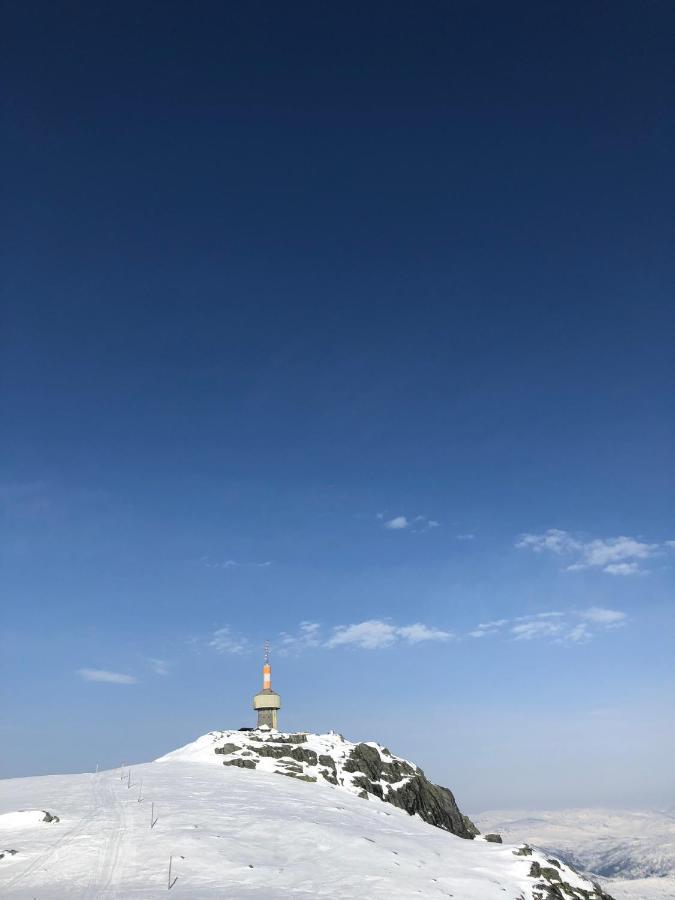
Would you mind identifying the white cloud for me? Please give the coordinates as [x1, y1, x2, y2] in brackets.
[516, 528, 663, 575]
[325, 619, 454, 650]
[327, 620, 398, 649]
[581, 537, 656, 570]
[469, 607, 627, 644]
[209, 626, 249, 654]
[396, 623, 453, 643]
[666, 540, 675, 550]
[201, 557, 272, 570]
[516, 529, 581, 555]
[456, 533, 475, 541]
[580, 607, 627, 626]
[566, 623, 592, 643]
[383, 515, 409, 530]
[278, 621, 322, 654]
[148, 658, 169, 676]
[381, 514, 440, 532]
[78, 668, 137, 684]
[469, 619, 508, 638]
[603, 562, 641, 576]
[511, 620, 562, 641]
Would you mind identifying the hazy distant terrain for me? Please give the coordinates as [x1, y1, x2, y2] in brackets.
[476, 808, 675, 900]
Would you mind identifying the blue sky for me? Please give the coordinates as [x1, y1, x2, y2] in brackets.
[1, 2, 674, 810]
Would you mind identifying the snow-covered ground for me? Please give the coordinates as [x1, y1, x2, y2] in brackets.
[0, 729, 610, 898]
[476, 808, 675, 900]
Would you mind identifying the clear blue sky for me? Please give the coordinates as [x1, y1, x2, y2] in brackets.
[2, 2, 674, 810]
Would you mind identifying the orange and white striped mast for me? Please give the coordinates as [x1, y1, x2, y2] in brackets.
[262, 640, 272, 691]
[253, 640, 281, 729]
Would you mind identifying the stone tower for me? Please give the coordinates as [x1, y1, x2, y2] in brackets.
[252, 642, 281, 729]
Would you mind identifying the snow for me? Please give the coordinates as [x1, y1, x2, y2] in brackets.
[0, 810, 57, 829]
[0, 730, 610, 898]
[159, 729, 419, 806]
[476, 807, 675, 900]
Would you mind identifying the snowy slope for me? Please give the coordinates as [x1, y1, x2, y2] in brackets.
[476, 808, 675, 900]
[0, 729, 613, 899]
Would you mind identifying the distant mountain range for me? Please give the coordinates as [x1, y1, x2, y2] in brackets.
[476, 807, 675, 900]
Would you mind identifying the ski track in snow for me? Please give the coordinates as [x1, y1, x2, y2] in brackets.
[85, 773, 126, 898]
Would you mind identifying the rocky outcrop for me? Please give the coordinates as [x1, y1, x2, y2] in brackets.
[222, 757, 257, 769]
[340, 741, 475, 838]
[528, 858, 615, 900]
[213, 730, 477, 839]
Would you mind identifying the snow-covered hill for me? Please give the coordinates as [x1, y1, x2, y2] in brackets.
[476, 808, 675, 900]
[0, 728, 615, 898]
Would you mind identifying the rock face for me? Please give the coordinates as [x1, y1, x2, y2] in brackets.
[343, 742, 474, 837]
[209, 729, 477, 839]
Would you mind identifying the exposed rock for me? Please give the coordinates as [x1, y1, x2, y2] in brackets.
[42, 811, 60, 823]
[281, 772, 317, 782]
[214, 743, 240, 756]
[462, 814, 480, 837]
[514, 844, 534, 856]
[343, 742, 416, 783]
[528, 859, 615, 900]
[338, 741, 476, 837]
[485, 833, 502, 843]
[223, 758, 257, 769]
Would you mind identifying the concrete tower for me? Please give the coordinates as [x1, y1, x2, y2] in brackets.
[252, 642, 281, 729]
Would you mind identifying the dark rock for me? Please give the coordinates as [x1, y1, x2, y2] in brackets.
[514, 844, 534, 856]
[318, 754, 336, 770]
[214, 743, 240, 756]
[280, 772, 317, 782]
[290, 747, 318, 766]
[462, 815, 480, 838]
[267, 734, 308, 745]
[256, 743, 292, 759]
[540, 867, 562, 882]
[223, 758, 257, 769]
[341, 742, 476, 839]
[388, 778, 475, 838]
[343, 743, 416, 784]
[485, 833, 502, 843]
[320, 769, 338, 785]
[42, 811, 60, 823]
[528, 859, 616, 900]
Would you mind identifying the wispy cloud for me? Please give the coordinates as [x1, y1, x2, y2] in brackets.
[383, 515, 409, 530]
[469, 607, 626, 644]
[580, 606, 627, 627]
[516, 528, 666, 575]
[456, 533, 475, 541]
[77, 668, 137, 684]
[278, 621, 322, 654]
[209, 626, 249, 654]
[200, 557, 272, 570]
[148, 658, 169, 676]
[380, 514, 440, 533]
[326, 619, 453, 649]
